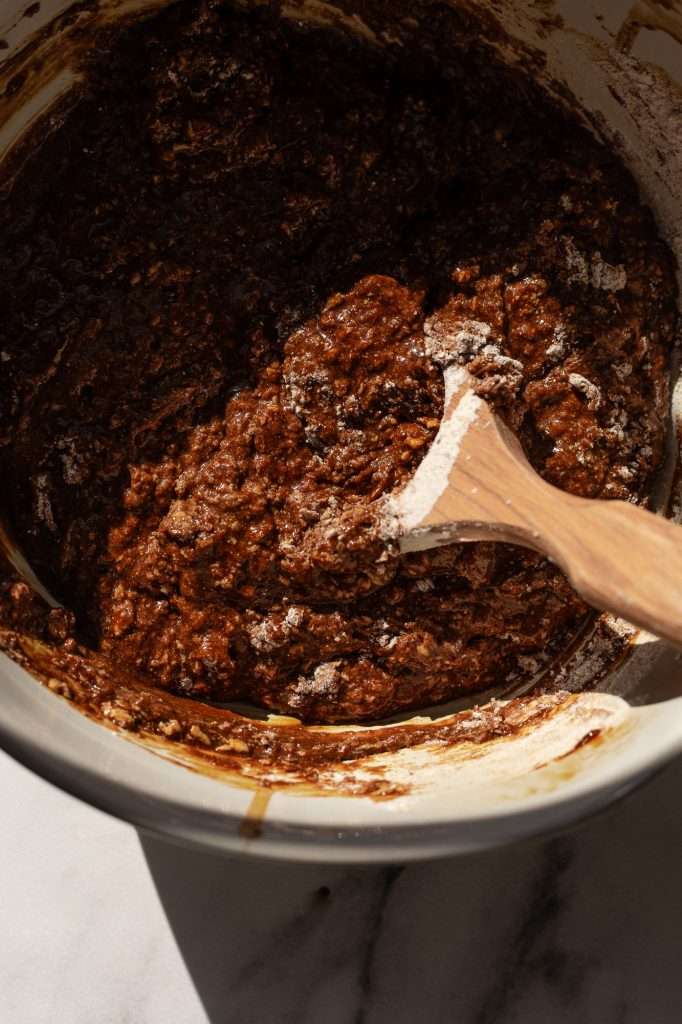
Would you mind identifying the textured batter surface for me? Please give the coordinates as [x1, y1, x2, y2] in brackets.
[0, 0, 676, 722]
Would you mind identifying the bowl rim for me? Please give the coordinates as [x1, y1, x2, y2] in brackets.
[1, 664, 681, 862]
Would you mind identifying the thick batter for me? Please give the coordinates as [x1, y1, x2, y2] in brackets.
[0, 1, 676, 723]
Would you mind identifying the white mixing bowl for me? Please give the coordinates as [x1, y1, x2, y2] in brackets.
[1, 0, 681, 862]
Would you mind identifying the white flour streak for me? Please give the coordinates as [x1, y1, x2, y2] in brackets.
[383, 366, 481, 536]
[564, 236, 626, 292]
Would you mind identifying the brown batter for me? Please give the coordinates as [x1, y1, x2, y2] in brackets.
[0, 0, 676, 724]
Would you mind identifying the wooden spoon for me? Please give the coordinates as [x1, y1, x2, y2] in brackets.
[385, 365, 682, 648]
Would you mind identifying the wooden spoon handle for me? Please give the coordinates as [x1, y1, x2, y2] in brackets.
[394, 378, 682, 646]
[531, 491, 682, 648]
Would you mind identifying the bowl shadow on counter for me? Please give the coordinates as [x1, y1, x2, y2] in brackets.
[139, 722, 682, 1023]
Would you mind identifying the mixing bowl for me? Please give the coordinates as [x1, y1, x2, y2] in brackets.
[1, 0, 681, 862]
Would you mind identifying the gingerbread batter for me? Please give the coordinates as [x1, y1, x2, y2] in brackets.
[0, 1, 676, 723]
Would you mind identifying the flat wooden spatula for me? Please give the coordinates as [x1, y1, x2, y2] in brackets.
[385, 365, 682, 648]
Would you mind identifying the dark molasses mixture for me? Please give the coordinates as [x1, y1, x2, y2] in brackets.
[0, 1, 676, 724]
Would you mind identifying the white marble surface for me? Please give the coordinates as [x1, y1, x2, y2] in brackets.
[2, 747, 682, 1023]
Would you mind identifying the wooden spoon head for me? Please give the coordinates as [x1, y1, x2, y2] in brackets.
[384, 366, 539, 553]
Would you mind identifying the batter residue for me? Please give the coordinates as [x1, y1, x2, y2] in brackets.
[0, 1, 676, 724]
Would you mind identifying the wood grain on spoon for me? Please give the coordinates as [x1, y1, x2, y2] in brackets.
[385, 366, 682, 648]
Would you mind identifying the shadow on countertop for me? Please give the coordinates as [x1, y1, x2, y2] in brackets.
[140, 753, 682, 1024]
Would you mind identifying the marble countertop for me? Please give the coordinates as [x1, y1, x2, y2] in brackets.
[2, 746, 682, 1023]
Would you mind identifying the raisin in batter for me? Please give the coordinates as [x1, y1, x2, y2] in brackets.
[0, 1, 676, 723]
